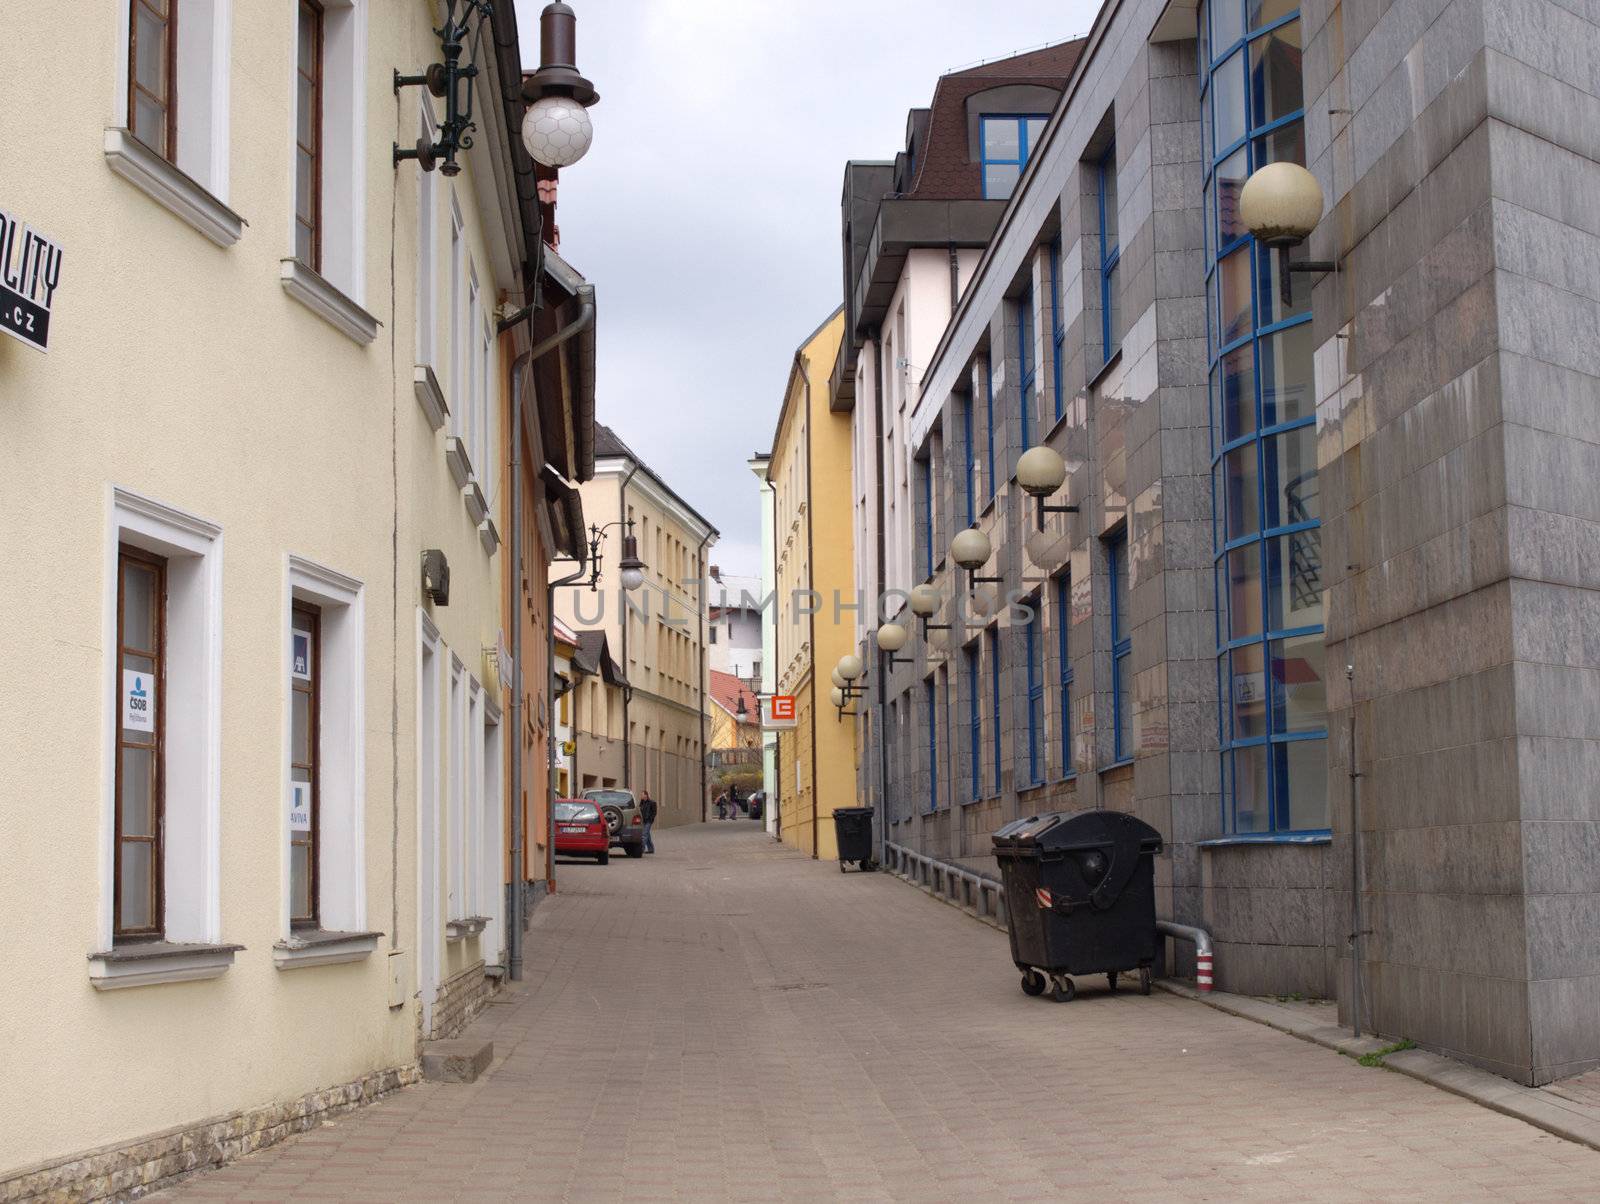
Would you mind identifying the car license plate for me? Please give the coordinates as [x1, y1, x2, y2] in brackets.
[559, 825, 585, 834]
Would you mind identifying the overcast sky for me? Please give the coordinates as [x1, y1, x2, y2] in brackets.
[513, 0, 1103, 577]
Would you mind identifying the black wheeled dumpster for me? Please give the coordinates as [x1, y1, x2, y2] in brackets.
[992, 809, 1162, 1001]
[832, 807, 876, 872]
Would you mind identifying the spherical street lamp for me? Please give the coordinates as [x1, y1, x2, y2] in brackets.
[908, 584, 941, 619]
[876, 622, 908, 654]
[617, 533, 645, 592]
[1017, 445, 1067, 497]
[830, 666, 845, 689]
[521, 2, 600, 168]
[522, 96, 594, 168]
[949, 526, 992, 571]
[1238, 162, 1324, 248]
[837, 654, 864, 682]
[829, 686, 845, 709]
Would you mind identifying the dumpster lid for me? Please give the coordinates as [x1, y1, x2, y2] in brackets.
[832, 807, 875, 818]
[1039, 809, 1162, 853]
[992, 812, 1067, 851]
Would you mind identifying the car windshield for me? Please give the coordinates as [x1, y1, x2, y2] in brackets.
[585, 791, 634, 807]
[554, 801, 599, 822]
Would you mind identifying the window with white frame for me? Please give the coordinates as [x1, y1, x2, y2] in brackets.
[450, 197, 466, 430]
[109, 1, 237, 241]
[465, 681, 484, 920]
[93, 490, 226, 988]
[416, 101, 439, 370]
[447, 658, 466, 920]
[479, 312, 495, 502]
[290, 0, 366, 298]
[466, 265, 481, 474]
[280, 556, 368, 953]
[416, 616, 443, 1023]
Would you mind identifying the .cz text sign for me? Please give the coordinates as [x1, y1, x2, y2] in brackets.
[0, 206, 63, 353]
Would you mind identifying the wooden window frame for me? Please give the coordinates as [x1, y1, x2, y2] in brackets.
[295, 0, 325, 272]
[290, 602, 321, 927]
[128, 0, 178, 162]
[114, 545, 167, 940]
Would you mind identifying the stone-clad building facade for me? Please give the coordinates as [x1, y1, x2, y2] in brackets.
[848, 0, 1600, 1087]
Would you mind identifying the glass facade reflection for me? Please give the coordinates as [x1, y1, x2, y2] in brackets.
[1200, 0, 1328, 834]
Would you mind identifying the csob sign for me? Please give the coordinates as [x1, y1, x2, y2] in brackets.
[760, 695, 798, 731]
[0, 206, 63, 353]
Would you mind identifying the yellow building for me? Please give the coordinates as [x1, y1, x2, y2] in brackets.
[769, 309, 856, 857]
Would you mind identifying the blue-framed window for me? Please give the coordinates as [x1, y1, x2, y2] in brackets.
[979, 114, 1049, 200]
[965, 643, 981, 802]
[982, 358, 997, 505]
[926, 678, 939, 812]
[1108, 533, 1132, 764]
[1049, 238, 1065, 421]
[962, 395, 976, 526]
[988, 627, 1003, 795]
[1017, 285, 1036, 451]
[1201, 0, 1327, 836]
[920, 456, 935, 580]
[1056, 572, 1075, 777]
[1097, 143, 1121, 365]
[1023, 594, 1044, 787]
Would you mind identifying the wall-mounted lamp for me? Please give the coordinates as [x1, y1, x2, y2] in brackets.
[393, 0, 494, 175]
[1017, 445, 1078, 530]
[1239, 162, 1334, 302]
[877, 621, 912, 670]
[421, 548, 451, 605]
[520, 2, 600, 168]
[909, 583, 949, 632]
[950, 525, 1002, 588]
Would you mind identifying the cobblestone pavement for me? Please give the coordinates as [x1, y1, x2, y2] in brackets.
[163, 824, 1600, 1201]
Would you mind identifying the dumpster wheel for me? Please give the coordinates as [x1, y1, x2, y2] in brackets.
[1139, 966, 1152, 995]
[1020, 970, 1046, 996]
[1050, 976, 1076, 1003]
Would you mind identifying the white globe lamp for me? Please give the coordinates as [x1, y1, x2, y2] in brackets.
[1239, 162, 1324, 248]
[950, 526, 992, 571]
[521, 95, 594, 168]
[837, 654, 864, 682]
[908, 584, 941, 619]
[877, 622, 908, 653]
[1017, 445, 1067, 498]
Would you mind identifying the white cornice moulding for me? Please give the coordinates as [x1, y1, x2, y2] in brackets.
[464, 479, 488, 526]
[88, 943, 240, 990]
[273, 931, 380, 969]
[445, 437, 474, 488]
[103, 127, 244, 248]
[414, 364, 448, 431]
[279, 258, 380, 345]
[479, 515, 500, 556]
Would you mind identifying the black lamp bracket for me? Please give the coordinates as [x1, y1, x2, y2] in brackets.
[394, 0, 494, 176]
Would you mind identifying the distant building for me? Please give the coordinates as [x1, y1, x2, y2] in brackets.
[568, 629, 629, 795]
[707, 670, 762, 775]
[707, 566, 765, 684]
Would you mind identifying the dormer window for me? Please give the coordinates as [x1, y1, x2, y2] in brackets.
[980, 114, 1049, 199]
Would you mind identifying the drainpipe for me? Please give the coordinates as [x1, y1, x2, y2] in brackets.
[798, 351, 820, 858]
[696, 531, 713, 823]
[506, 289, 593, 981]
[1156, 920, 1214, 992]
[618, 461, 640, 786]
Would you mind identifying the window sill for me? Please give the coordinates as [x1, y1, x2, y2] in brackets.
[479, 516, 500, 557]
[464, 478, 489, 525]
[1198, 833, 1333, 848]
[1087, 347, 1123, 391]
[1099, 758, 1135, 774]
[88, 941, 243, 991]
[445, 437, 475, 489]
[414, 364, 449, 431]
[103, 128, 244, 248]
[279, 258, 379, 345]
[273, 929, 382, 969]
[446, 916, 489, 942]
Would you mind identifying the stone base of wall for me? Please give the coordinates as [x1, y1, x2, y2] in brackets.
[1, 1063, 419, 1204]
[430, 960, 493, 1042]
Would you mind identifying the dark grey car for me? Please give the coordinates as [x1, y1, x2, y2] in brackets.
[581, 788, 645, 858]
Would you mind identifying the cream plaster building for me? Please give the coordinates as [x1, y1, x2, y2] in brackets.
[556, 424, 717, 828]
[0, 2, 592, 1196]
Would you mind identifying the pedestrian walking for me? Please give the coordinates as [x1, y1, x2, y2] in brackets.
[715, 791, 727, 821]
[639, 789, 657, 854]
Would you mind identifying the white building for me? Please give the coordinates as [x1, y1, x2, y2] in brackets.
[707, 566, 764, 684]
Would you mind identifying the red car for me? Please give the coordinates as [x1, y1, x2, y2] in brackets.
[553, 799, 610, 864]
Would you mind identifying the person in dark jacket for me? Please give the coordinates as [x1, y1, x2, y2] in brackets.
[639, 790, 658, 854]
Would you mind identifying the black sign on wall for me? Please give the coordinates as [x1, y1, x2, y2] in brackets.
[0, 206, 63, 354]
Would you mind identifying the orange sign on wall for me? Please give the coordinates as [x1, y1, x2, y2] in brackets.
[762, 695, 798, 729]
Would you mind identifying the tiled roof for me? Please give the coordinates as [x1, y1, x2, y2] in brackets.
[709, 670, 756, 721]
[904, 39, 1085, 201]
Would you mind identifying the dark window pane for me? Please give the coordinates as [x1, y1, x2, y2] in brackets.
[291, 843, 312, 919]
[1249, 0, 1297, 29]
[1217, 246, 1252, 347]
[1224, 442, 1261, 539]
[1216, 148, 1248, 247]
[135, 8, 166, 93]
[120, 842, 153, 930]
[1259, 322, 1314, 427]
[1258, 239, 1313, 325]
[296, 148, 315, 223]
[1283, 738, 1329, 829]
[1025, 118, 1047, 155]
[1105, 259, 1122, 354]
[1264, 424, 1318, 529]
[1230, 642, 1268, 739]
[1218, 342, 1257, 443]
[123, 564, 157, 651]
[1265, 531, 1324, 632]
[984, 163, 1020, 199]
[292, 689, 311, 763]
[1255, 121, 1305, 169]
[120, 747, 155, 836]
[1101, 161, 1119, 247]
[1273, 633, 1327, 733]
[298, 73, 316, 147]
[133, 94, 165, 154]
[1213, 50, 1247, 151]
[1226, 543, 1263, 640]
[1233, 745, 1269, 832]
[1250, 19, 1303, 130]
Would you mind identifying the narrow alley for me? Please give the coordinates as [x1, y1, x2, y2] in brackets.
[162, 825, 1600, 1202]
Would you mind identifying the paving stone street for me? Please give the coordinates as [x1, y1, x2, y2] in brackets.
[163, 825, 1600, 1201]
